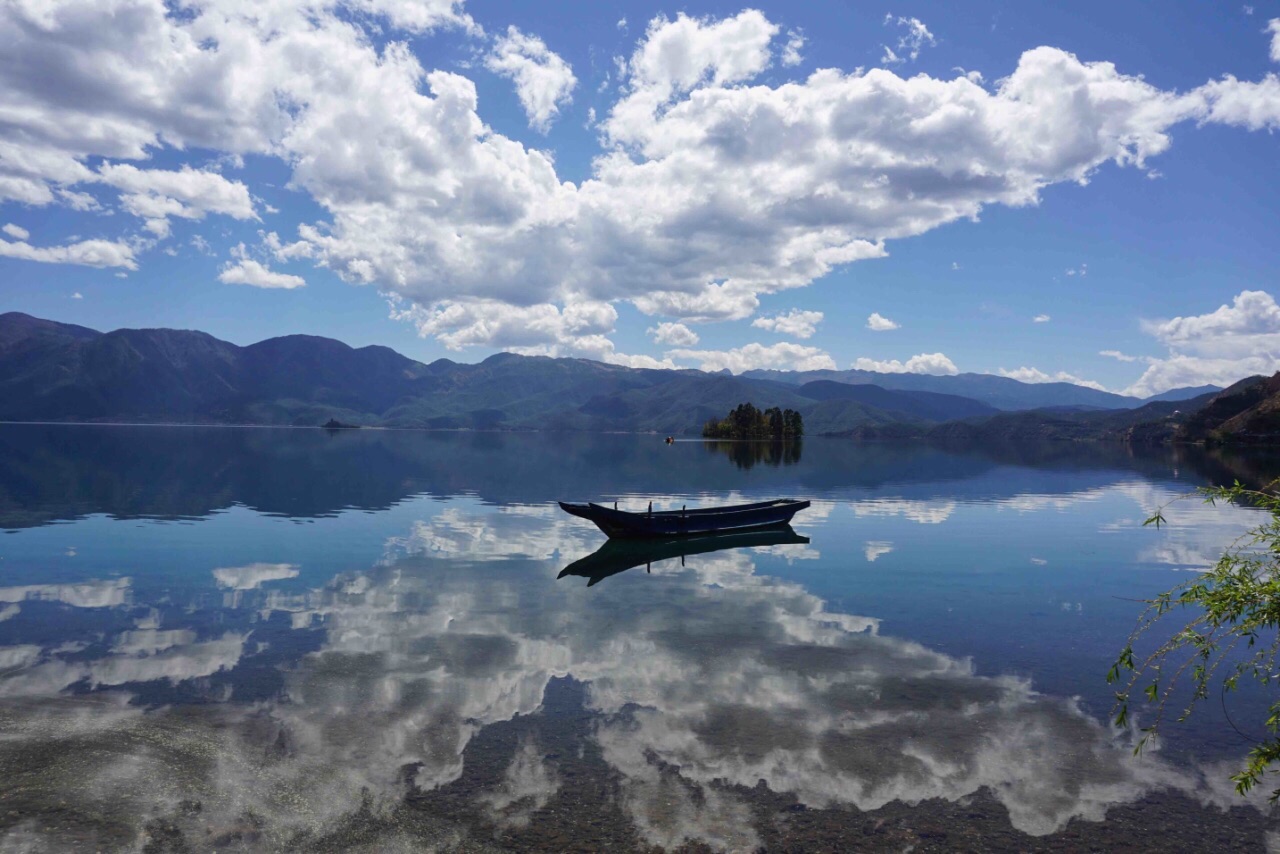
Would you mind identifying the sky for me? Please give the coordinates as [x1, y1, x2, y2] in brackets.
[1, 0, 1279, 397]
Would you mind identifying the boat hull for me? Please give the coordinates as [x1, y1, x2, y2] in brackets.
[558, 498, 810, 538]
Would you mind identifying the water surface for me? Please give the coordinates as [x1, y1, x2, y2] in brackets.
[0, 425, 1277, 851]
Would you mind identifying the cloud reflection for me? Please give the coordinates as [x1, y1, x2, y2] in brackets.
[0, 578, 130, 608]
[0, 503, 1269, 850]
[850, 498, 957, 525]
[213, 563, 300, 589]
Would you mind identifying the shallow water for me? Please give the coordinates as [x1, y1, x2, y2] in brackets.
[0, 425, 1278, 851]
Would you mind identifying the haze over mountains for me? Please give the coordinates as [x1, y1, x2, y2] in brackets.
[0, 313, 1224, 435]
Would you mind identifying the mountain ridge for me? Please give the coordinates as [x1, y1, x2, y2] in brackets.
[0, 312, 1230, 435]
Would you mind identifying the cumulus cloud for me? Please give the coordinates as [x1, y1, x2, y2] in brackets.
[998, 366, 1107, 391]
[2, 3, 1280, 360]
[2, 223, 29, 240]
[752, 309, 823, 339]
[1124, 290, 1280, 396]
[882, 15, 936, 65]
[218, 259, 306, 289]
[1269, 18, 1280, 62]
[1033, 314, 1051, 323]
[485, 27, 577, 132]
[666, 342, 836, 373]
[97, 164, 255, 220]
[57, 189, 100, 211]
[648, 321, 699, 346]
[392, 296, 673, 368]
[781, 29, 805, 66]
[1145, 289, 1280, 351]
[865, 312, 900, 331]
[0, 236, 136, 269]
[853, 352, 958, 375]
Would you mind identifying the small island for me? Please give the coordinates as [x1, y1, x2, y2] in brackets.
[322, 418, 361, 430]
[702, 402, 803, 440]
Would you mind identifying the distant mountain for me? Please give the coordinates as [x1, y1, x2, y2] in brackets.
[1143, 384, 1223, 403]
[916, 393, 1221, 445]
[742, 368, 1141, 410]
[795, 381, 998, 421]
[0, 313, 1250, 439]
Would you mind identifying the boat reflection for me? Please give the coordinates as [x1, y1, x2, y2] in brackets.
[558, 526, 810, 586]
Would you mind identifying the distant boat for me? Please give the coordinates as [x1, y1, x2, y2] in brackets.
[559, 526, 810, 586]
[558, 498, 810, 538]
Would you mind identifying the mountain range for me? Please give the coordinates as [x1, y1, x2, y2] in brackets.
[0, 312, 1227, 436]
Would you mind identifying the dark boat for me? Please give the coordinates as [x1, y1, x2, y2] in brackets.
[559, 526, 810, 586]
[558, 498, 810, 538]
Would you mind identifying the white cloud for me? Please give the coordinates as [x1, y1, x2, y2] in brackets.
[1033, 314, 1051, 323]
[97, 164, 255, 220]
[0, 236, 136, 269]
[71, 292, 83, 300]
[882, 15, 936, 65]
[666, 342, 836, 373]
[1245, 6, 1255, 16]
[617, 17, 627, 30]
[1146, 289, 1280, 351]
[997, 366, 1107, 391]
[392, 296, 673, 368]
[951, 262, 961, 270]
[853, 353, 958, 375]
[781, 29, 805, 66]
[2, 223, 29, 240]
[57, 189, 99, 211]
[1268, 18, 1280, 61]
[218, 258, 306, 289]
[1100, 349, 1140, 362]
[648, 322, 699, 346]
[0, 3, 1279, 357]
[1124, 290, 1280, 396]
[485, 27, 577, 133]
[752, 309, 824, 339]
[1064, 264, 1088, 277]
[865, 312, 900, 331]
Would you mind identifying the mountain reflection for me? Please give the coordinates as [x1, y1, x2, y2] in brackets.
[558, 526, 810, 586]
[0, 512, 1267, 850]
[3, 424, 1278, 529]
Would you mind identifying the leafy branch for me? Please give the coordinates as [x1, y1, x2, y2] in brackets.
[1109, 480, 1280, 799]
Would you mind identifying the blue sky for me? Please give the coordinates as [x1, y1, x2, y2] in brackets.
[1, 0, 1279, 396]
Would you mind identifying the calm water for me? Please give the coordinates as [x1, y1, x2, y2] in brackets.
[1, 425, 1279, 851]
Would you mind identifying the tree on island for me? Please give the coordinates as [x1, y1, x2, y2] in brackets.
[701, 403, 803, 440]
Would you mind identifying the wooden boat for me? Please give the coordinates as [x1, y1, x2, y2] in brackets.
[559, 526, 810, 586]
[557, 497, 810, 538]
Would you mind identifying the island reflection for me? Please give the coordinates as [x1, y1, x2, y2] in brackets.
[704, 439, 802, 470]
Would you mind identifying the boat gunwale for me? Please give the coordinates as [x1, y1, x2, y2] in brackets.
[566, 498, 806, 519]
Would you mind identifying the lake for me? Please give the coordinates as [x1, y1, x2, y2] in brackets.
[1, 425, 1278, 851]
